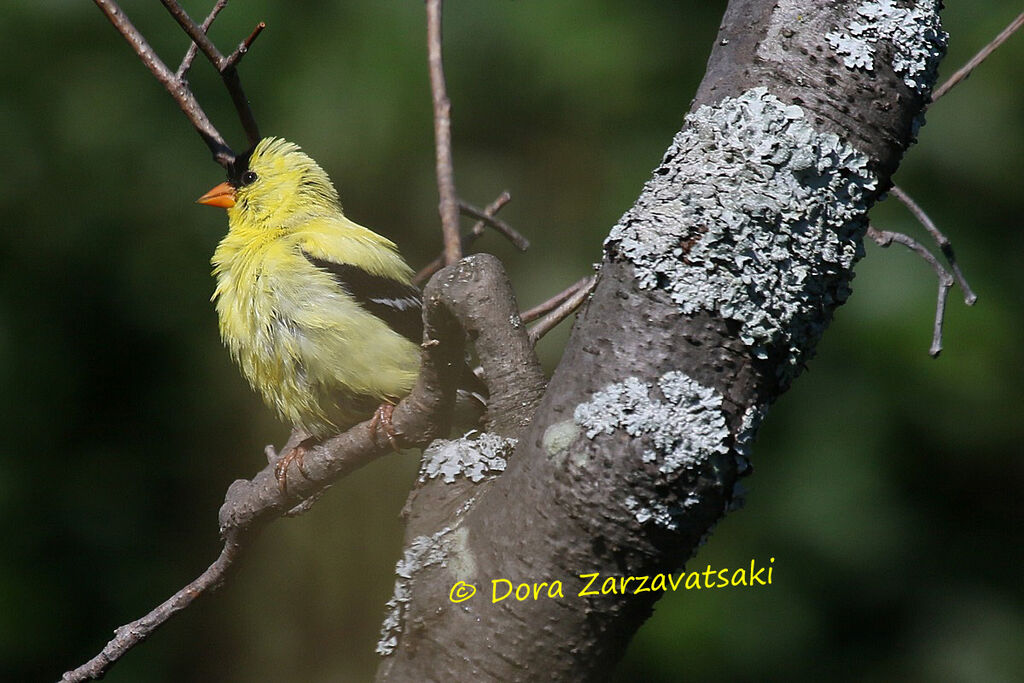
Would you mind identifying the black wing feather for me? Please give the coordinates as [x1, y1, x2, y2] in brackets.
[303, 252, 424, 344]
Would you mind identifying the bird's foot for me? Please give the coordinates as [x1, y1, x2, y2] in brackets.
[274, 441, 313, 494]
[370, 403, 400, 451]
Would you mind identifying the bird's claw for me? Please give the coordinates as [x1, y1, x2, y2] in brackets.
[370, 403, 400, 451]
[274, 444, 311, 494]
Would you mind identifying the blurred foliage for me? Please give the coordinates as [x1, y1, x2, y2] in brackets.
[1, 1, 1021, 681]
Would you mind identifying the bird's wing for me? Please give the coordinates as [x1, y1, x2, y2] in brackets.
[303, 252, 424, 344]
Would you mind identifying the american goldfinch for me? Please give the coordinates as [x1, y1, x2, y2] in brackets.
[198, 137, 427, 439]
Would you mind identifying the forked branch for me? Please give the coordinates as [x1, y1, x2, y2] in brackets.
[889, 185, 977, 305]
[158, 0, 263, 146]
[94, 0, 264, 167]
[177, 0, 228, 78]
[867, 225, 955, 357]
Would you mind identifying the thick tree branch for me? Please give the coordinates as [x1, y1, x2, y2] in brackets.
[61, 255, 536, 682]
[377, 2, 949, 679]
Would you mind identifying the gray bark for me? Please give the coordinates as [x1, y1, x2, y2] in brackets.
[376, 1, 946, 680]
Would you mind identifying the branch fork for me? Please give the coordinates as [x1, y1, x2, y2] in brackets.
[94, 0, 264, 167]
[869, 184, 977, 357]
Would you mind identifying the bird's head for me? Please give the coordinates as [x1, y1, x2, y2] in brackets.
[197, 137, 341, 226]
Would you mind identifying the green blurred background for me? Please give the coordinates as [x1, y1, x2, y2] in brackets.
[2, 1, 1021, 681]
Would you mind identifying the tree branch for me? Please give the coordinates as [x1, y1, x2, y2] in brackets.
[867, 225, 955, 357]
[457, 201, 530, 251]
[377, 1, 949, 678]
[159, 0, 261, 147]
[520, 275, 597, 325]
[176, 0, 228, 79]
[61, 255, 537, 682]
[160, 0, 226, 66]
[95, 0, 263, 166]
[889, 185, 977, 305]
[931, 10, 1024, 103]
[225, 21, 267, 70]
[60, 536, 245, 683]
[426, 0, 462, 265]
[93, 0, 233, 165]
[527, 275, 598, 345]
[413, 191, 513, 286]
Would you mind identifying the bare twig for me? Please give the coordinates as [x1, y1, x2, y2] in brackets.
[931, 10, 1024, 103]
[159, 0, 261, 146]
[161, 0, 225, 66]
[889, 185, 977, 305]
[95, 0, 264, 165]
[414, 191, 512, 285]
[176, 0, 228, 79]
[93, 0, 233, 165]
[465, 191, 512, 242]
[61, 535, 246, 682]
[527, 275, 598, 345]
[458, 201, 530, 251]
[426, 0, 462, 265]
[867, 226, 954, 357]
[520, 275, 595, 324]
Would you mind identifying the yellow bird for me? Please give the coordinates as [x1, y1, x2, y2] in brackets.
[198, 137, 424, 440]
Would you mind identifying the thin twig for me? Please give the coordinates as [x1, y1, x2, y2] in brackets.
[867, 226, 954, 357]
[458, 201, 530, 251]
[93, 0, 233, 165]
[414, 191, 512, 285]
[426, 0, 462, 265]
[468, 191, 512, 240]
[161, 0, 225, 65]
[889, 185, 977, 305]
[520, 275, 596, 324]
[177, 0, 228, 79]
[528, 275, 598, 345]
[931, 10, 1024, 103]
[60, 534, 246, 682]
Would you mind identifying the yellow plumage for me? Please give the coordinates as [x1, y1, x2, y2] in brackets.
[204, 138, 421, 436]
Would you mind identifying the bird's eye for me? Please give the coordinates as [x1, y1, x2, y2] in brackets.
[241, 170, 258, 186]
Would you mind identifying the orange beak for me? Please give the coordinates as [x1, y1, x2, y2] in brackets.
[197, 181, 236, 208]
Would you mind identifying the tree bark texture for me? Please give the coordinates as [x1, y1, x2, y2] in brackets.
[377, 1, 946, 680]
